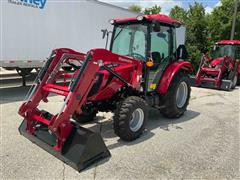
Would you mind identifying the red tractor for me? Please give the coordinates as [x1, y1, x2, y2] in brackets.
[18, 14, 192, 171]
[191, 40, 240, 90]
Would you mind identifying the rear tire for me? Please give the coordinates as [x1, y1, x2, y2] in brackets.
[72, 111, 97, 124]
[113, 96, 148, 141]
[159, 71, 191, 118]
[237, 75, 240, 86]
[16, 68, 33, 76]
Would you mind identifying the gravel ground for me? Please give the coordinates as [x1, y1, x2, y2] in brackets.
[0, 70, 239, 179]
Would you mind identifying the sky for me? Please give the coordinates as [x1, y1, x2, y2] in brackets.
[99, 0, 221, 15]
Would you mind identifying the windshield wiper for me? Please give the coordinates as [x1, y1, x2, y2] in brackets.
[113, 29, 123, 41]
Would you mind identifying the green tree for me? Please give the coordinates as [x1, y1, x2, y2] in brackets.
[144, 5, 161, 15]
[169, 0, 240, 73]
[170, 3, 208, 72]
[187, 3, 208, 72]
[187, 3, 208, 52]
[207, 0, 240, 44]
[169, 5, 187, 23]
[128, 4, 142, 13]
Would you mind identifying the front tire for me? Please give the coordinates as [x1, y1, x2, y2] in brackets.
[113, 96, 148, 141]
[72, 111, 97, 124]
[159, 71, 191, 118]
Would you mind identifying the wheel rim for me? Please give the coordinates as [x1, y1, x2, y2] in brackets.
[176, 81, 188, 108]
[129, 108, 144, 132]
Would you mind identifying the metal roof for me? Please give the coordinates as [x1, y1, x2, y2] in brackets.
[114, 14, 180, 26]
[216, 40, 240, 45]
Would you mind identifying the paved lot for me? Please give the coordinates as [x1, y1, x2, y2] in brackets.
[0, 69, 240, 179]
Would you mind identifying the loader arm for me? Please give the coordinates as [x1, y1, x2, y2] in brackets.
[49, 48, 142, 138]
[19, 48, 142, 151]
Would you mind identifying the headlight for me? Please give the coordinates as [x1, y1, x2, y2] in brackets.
[136, 15, 144, 21]
[109, 19, 115, 24]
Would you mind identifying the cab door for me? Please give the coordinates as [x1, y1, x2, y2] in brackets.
[147, 25, 175, 92]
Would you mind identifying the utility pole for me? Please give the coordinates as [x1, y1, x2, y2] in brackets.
[230, 0, 239, 40]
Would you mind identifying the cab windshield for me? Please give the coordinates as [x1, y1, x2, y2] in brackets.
[111, 24, 148, 61]
[110, 22, 177, 92]
[212, 45, 236, 59]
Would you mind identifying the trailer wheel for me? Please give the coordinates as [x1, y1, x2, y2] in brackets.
[16, 68, 33, 76]
[113, 96, 148, 141]
[159, 71, 191, 118]
[72, 111, 97, 124]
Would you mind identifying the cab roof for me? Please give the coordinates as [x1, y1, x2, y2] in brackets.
[114, 14, 181, 26]
[216, 40, 240, 45]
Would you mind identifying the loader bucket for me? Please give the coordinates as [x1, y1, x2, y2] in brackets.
[19, 120, 110, 172]
[190, 75, 232, 91]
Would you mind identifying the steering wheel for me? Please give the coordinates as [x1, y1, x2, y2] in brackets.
[127, 53, 146, 61]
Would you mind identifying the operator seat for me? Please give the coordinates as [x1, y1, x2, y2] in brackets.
[151, 51, 161, 71]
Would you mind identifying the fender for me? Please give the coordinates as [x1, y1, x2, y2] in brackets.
[158, 61, 192, 94]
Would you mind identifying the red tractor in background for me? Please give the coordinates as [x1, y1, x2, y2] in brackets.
[18, 14, 192, 171]
[191, 40, 240, 90]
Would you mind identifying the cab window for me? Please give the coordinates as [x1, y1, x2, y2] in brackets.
[151, 26, 170, 59]
[235, 45, 240, 59]
[111, 24, 147, 61]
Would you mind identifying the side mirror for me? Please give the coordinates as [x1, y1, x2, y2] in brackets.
[101, 29, 112, 49]
[176, 44, 188, 60]
[153, 21, 161, 32]
[101, 29, 108, 39]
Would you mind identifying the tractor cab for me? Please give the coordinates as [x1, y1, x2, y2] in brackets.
[210, 40, 240, 81]
[109, 14, 188, 92]
[212, 40, 240, 60]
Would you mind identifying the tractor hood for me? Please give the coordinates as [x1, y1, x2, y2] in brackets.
[210, 57, 225, 66]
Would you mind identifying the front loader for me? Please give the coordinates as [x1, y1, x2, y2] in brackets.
[18, 14, 192, 171]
